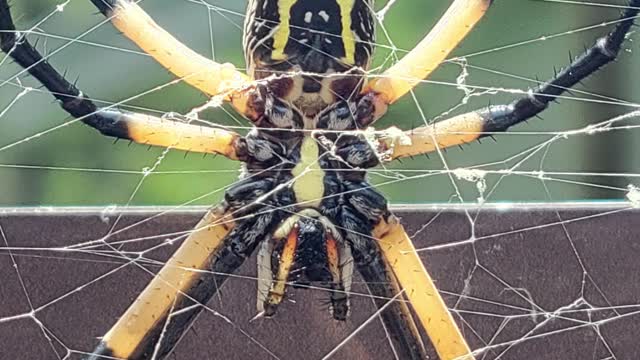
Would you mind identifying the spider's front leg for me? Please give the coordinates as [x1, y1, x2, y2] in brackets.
[351, 4, 639, 360]
[359, 0, 493, 125]
[0, 0, 247, 160]
[87, 206, 235, 359]
[326, 172, 473, 360]
[88, 156, 295, 360]
[341, 206, 428, 360]
[372, 216, 477, 360]
[374, 0, 640, 160]
[89, 0, 277, 123]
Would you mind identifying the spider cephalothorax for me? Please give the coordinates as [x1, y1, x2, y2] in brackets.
[228, 123, 399, 322]
[1, 0, 638, 359]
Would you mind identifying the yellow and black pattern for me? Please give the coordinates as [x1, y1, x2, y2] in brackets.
[244, 0, 375, 77]
[3, 0, 640, 359]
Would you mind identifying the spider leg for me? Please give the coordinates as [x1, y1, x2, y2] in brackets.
[373, 216, 475, 360]
[86, 207, 235, 359]
[375, 1, 640, 160]
[86, 206, 282, 360]
[89, 0, 255, 116]
[257, 210, 353, 320]
[342, 207, 428, 360]
[361, 0, 493, 122]
[0, 1, 246, 160]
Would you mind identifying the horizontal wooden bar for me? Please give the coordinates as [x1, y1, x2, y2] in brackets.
[0, 204, 638, 359]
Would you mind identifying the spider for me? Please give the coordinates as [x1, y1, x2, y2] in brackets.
[1, 0, 638, 359]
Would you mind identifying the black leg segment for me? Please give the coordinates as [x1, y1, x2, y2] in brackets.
[1, 1, 245, 159]
[480, 0, 639, 136]
[0, 1, 130, 137]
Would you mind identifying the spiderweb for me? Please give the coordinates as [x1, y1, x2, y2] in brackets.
[1, 0, 640, 359]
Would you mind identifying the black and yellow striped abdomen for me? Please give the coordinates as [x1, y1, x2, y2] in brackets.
[244, 0, 374, 73]
[243, 0, 375, 120]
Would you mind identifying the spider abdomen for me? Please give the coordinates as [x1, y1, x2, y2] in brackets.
[244, 0, 375, 74]
[243, 0, 376, 122]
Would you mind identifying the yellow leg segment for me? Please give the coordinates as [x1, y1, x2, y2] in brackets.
[374, 217, 475, 360]
[100, 207, 235, 359]
[106, 1, 252, 108]
[378, 112, 485, 160]
[365, 0, 492, 105]
[111, 110, 243, 160]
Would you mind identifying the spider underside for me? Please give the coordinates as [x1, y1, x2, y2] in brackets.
[1, 0, 638, 359]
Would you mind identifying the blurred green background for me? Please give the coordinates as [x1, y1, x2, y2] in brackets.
[0, 0, 638, 206]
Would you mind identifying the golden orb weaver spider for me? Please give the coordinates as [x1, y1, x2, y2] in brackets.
[1, 0, 638, 359]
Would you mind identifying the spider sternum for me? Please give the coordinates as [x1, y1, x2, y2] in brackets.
[291, 135, 325, 208]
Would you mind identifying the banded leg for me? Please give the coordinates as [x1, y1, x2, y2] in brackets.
[86, 207, 281, 360]
[376, 1, 640, 160]
[362, 0, 493, 122]
[89, 0, 255, 116]
[0, 1, 245, 160]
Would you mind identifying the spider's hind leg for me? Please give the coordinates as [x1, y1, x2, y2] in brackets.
[86, 206, 285, 360]
[328, 181, 428, 359]
[88, 0, 255, 116]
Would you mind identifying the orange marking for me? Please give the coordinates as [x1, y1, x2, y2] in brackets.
[326, 233, 340, 281]
[269, 225, 299, 303]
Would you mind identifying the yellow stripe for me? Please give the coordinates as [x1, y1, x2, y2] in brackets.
[272, 0, 297, 60]
[291, 136, 325, 207]
[337, 0, 356, 64]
